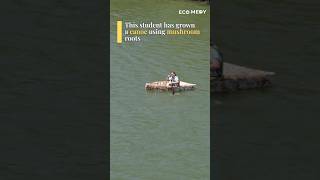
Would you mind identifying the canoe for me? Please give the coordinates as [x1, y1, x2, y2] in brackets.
[145, 81, 196, 91]
[211, 63, 275, 93]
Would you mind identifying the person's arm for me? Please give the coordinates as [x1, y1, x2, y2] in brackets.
[211, 59, 221, 69]
[176, 76, 180, 86]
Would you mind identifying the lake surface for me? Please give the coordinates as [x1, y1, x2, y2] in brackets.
[212, 0, 320, 179]
[110, 0, 210, 179]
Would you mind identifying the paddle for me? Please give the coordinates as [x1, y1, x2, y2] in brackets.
[172, 83, 175, 95]
[168, 74, 175, 95]
[168, 73, 177, 95]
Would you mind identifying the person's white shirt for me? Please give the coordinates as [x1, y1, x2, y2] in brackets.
[174, 76, 179, 82]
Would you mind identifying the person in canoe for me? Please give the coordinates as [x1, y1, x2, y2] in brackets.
[167, 71, 180, 87]
[210, 45, 223, 78]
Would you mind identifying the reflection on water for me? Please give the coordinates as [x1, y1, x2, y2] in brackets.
[212, 0, 320, 179]
[111, 0, 210, 179]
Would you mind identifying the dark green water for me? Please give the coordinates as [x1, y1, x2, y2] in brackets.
[111, 0, 210, 179]
[212, 0, 320, 179]
[2, 1, 109, 179]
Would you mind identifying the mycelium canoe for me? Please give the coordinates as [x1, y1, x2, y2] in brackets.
[145, 81, 196, 91]
[211, 63, 275, 93]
